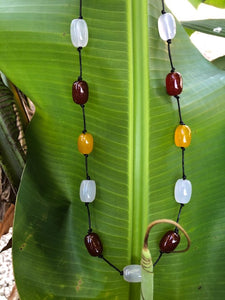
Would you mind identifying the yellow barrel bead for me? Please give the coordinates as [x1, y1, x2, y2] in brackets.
[78, 132, 93, 154]
[174, 124, 191, 147]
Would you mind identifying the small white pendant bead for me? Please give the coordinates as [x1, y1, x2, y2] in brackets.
[123, 265, 142, 283]
[158, 13, 176, 41]
[174, 179, 192, 204]
[70, 19, 88, 48]
[80, 180, 96, 203]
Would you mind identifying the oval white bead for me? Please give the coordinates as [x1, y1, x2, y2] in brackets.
[123, 265, 142, 283]
[174, 179, 192, 204]
[70, 19, 88, 48]
[80, 180, 96, 203]
[158, 13, 176, 41]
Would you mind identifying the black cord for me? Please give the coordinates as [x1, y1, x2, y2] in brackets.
[167, 40, 175, 72]
[77, 47, 83, 81]
[98, 255, 123, 275]
[181, 147, 186, 180]
[81, 104, 87, 133]
[174, 204, 184, 233]
[175, 96, 184, 125]
[79, 0, 83, 19]
[153, 251, 163, 267]
[85, 203, 92, 233]
[161, 0, 166, 14]
[84, 154, 90, 180]
[176, 203, 184, 223]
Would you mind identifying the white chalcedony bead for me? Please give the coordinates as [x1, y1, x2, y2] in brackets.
[123, 265, 142, 283]
[80, 180, 96, 203]
[70, 19, 88, 48]
[158, 13, 176, 41]
[174, 179, 192, 204]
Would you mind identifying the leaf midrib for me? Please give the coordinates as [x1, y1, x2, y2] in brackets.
[128, 0, 150, 298]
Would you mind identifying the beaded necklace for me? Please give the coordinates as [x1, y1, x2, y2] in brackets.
[70, 0, 191, 285]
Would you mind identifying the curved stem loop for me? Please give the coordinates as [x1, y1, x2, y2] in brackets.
[143, 219, 191, 253]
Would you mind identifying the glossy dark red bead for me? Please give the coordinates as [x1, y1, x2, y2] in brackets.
[159, 230, 180, 253]
[84, 232, 103, 257]
[72, 80, 89, 104]
[166, 72, 183, 96]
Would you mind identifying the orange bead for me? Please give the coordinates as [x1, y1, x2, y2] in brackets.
[78, 132, 93, 154]
[174, 124, 191, 147]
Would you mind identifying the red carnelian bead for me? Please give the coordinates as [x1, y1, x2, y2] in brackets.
[72, 80, 89, 104]
[84, 232, 103, 256]
[166, 72, 183, 96]
[159, 230, 180, 253]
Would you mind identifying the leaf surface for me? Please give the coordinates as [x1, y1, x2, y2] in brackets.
[212, 55, 225, 69]
[182, 19, 225, 37]
[187, 0, 202, 8]
[186, 0, 224, 8]
[204, 0, 225, 8]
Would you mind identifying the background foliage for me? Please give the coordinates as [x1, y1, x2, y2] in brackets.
[189, 0, 225, 8]
[0, 0, 225, 299]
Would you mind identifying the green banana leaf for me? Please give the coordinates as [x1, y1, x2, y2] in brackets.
[188, 0, 224, 8]
[188, 0, 202, 8]
[182, 19, 225, 38]
[204, 0, 225, 8]
[212, 55, 225, 69]
[0, 0, 225, 299]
